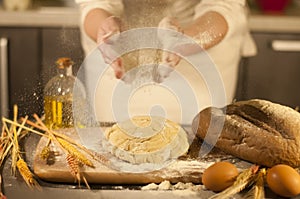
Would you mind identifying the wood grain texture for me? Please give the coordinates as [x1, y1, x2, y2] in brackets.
[33, 127, 251, 185]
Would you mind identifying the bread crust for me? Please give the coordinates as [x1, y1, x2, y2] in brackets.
[196, 99, 300, 167]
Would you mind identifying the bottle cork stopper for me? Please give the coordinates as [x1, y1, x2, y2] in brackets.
[56, 57, 74, 69]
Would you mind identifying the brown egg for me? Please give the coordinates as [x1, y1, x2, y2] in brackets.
[266, 164, 300, 198]
[202, 161, 239, 192]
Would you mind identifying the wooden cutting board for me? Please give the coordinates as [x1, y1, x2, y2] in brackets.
[33, 127, 252, 185]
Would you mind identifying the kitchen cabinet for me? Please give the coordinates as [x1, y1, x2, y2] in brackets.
[235, 32, 300, 108]
[0, 27, 41, 118]
[0, 27, 84, 119]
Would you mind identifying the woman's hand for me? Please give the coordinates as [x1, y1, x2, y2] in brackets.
[97, 16, 125, 79]
[158, 17, 182, 68]
[157, 17, 183, 82]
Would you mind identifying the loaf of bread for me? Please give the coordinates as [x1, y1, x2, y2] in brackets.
[196, 99, 300, 168]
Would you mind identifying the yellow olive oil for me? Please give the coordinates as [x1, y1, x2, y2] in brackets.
[44, 95, 74, 129]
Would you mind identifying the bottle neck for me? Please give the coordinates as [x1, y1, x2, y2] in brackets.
[57, 65, 73, 77]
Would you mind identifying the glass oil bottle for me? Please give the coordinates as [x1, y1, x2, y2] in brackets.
[43, 57, 77, 129]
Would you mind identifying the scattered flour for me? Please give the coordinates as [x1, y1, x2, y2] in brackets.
[141, 183, 159, 190]
[158, 180, 172, 190]
[141, 180, 204, 194]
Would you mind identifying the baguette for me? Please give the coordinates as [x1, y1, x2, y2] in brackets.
[196, 99, 300, 168]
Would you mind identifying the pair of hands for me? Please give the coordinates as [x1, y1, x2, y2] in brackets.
[97, 16, 182, 82]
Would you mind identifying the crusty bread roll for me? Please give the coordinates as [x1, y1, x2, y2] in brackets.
[196, 99, 300, 168]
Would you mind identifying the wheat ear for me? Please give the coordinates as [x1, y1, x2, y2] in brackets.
[25, 116, 108, 164]
[40, 138, 52, 160]
[209, 165, 260, 199]
[66, 154, 81, 181]
[244, 168, 266, 199]
[57, 138, 94, 167]
[66, 154, 91, 189]
[16, 157, 40, 189]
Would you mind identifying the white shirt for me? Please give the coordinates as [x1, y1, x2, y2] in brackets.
[75, 0, 257, 124]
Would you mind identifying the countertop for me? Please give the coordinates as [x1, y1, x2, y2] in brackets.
[0, 5, 300, 33]
[1, 3, 300, 199]
[2, 131, 220, 199]
[2, 127, 283, 199]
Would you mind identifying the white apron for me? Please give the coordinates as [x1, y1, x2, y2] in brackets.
[75, 0, 257, 125]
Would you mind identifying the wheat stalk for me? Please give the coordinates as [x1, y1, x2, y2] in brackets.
[52, 131, 108, 164]
[2, 113, 28, 176]
[32, 115, 95, 168]
[0, 175, 6, 199]
[66, 154, 81, 181]
[209, 165, 260, 199]
[2, 112, 107, 190]
[4, 116, 96, 178]
[40, 138, 52, 160]
[0, 123, 11, 167]
[244, 168, 266, 199]
[0, 125, 8, 148]
[25, 115, 108, 164]
[66, 153, 91, 189]
[40, 146, 51, 161]
[57, 138, 94, 167]
[1, 106, 40, 189]
[11, 105, 20, 176]
[16, 157, 40, 189]
[2, 118, 50, 138]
